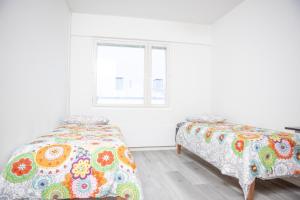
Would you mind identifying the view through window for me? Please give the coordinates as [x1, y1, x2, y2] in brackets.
[96, 41, 167, 106]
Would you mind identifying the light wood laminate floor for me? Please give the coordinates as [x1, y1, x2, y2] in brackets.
[133, 149, 300, 200]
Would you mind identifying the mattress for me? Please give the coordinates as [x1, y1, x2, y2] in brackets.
[176, 122, 300, 199]
[0, 123, 143, 200]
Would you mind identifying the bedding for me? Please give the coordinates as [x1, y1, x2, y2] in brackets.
[62, 115, 110, 125]
[185, 115, 226, 123]
[0, 123, 142, 200]
[176, 121, 300, 199]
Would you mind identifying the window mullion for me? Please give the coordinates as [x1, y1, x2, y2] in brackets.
[144, 45, 152, 105]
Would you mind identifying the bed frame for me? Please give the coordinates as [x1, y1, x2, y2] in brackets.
[176, 144, 256, 200]
[100, 197, 126, 200]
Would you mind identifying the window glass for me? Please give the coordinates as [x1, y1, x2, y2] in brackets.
[96, 44, 145, 104]
[151, 47, 167, 104]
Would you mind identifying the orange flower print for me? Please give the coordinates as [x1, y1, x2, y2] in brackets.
[235, 140, 244, 151]
[117, 146, 136, 170]
[97, 151, 114, 167]
[11, 158, 32, 176]
[269, 139, 295, 159]
[237, 131, 262, 141]
[232, 138, 247, 157]
[91, 148, 117, 172]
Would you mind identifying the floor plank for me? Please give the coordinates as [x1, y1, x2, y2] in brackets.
[133, 149, 300, 200]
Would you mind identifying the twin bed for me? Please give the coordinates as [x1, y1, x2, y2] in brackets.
[176, 121, 300, 200]
[0, 118, 299, 200]
[0, 121, 142, 199]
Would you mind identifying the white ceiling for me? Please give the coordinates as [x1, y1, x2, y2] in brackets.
[66, 0, 244, 24]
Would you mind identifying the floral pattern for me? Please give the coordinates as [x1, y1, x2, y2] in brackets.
[3, 153, 37, 183]
[258, 146, 277, 171]
[42, 183, 70, 199]
[269, 138, 295, 159]
[231, 138, 247, 157]
[237, 131, 263, 141]
[218, 134, 225, 144]
[0, 123, 142, 199]
[115, 170, 129, 184]
[32, 175, 52, 191]
[116, 182, 140, 200]
[117, 146, 136, 170]
[249, 160, 260, 178]
[64, 169, 106, 198]
[176, 121, 300, 200]
[36, 144, 71, 168]
[251, 142, 262, 152]
[70, 157, 91, 179]
[274, 162, 289, 176]
[92, 148, 118, 172]
[11, 158, 32, 176]
[204, 128, 214, 143]
[294, 145, 300, 164]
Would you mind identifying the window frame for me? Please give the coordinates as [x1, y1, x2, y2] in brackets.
[92, 38, 170, 108]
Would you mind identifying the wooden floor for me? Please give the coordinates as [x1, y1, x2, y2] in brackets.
[133, 149, 300, 200]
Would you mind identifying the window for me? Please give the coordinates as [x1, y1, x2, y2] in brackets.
[115, 77, 124, 90]
[151, 47, 167, 104]
[95, 40, 167, 106]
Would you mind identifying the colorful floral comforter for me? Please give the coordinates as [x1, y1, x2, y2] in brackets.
[176, 122, 300, 199]
[0, 123, 143, 200]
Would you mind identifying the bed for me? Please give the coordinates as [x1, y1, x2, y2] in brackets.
[176, 121, 300, 200]
[0, 122, 143, 200]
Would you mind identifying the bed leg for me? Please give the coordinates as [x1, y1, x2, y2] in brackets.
[176, 144, 182, 154]
[247, 181, 255, 200]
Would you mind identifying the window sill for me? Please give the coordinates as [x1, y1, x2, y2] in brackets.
[92, 103, 170, 110]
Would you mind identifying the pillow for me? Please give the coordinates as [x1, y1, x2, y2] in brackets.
[62, 115, 109, 125]
[186, 115, 226, 123]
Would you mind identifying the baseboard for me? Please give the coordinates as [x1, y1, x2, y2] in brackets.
[130, 146, 176, 151]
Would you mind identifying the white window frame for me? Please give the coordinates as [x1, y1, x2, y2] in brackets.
[92, 38, 169, 108]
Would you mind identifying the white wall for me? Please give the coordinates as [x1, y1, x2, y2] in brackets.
[212, 0, 300, 131]
[70, 14, 212, 147]
[72, 13, 211, 45]
[0, 0, 70, 168]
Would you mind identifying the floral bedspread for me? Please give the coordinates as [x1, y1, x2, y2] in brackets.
[176, 122, 300, 199]
[0, 123, 142, 200]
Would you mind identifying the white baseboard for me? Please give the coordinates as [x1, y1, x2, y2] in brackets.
[129, 146, 176, 151]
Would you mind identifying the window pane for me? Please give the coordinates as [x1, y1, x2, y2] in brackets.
[96, 44, 145, 104]
[151, 47, 167, 104]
